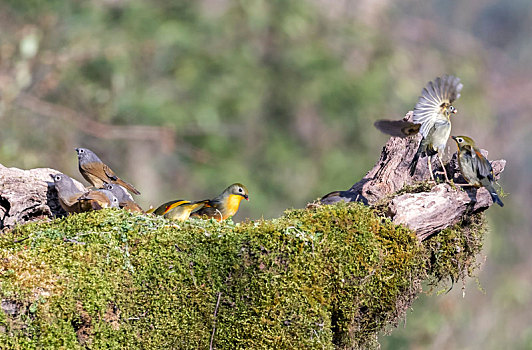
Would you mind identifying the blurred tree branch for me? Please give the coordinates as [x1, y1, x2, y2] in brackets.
[15, 92, 176, 153]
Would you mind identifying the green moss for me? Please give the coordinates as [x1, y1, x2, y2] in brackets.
[0, 203, 486, 349]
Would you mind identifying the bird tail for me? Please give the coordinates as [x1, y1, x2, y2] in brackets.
[485, 183, 504, 207]
[114, 178, 140, 195]
[409, 143, 423, 176]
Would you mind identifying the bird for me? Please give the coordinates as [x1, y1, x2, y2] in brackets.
[78, 189, 120, 211]
[75, 147, 140, 195]
[190, 183, 249, 221]
[374, 75, 463, 181]
[451, 136, 504, 207]
[151, 199, 207, 221]
[103, 183, 144, 213]
[51, 173, 87, 213]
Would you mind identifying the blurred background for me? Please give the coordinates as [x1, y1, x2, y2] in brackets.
[0, 0, 530, 348]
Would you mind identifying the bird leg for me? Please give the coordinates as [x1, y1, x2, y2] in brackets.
[427, 157, 435, 182]
[452, 183, 474, 187]
[437, 154, 450, 182]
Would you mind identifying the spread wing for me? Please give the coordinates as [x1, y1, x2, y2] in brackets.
[373, 120, 420, 137]
[413, 75, 463, 137]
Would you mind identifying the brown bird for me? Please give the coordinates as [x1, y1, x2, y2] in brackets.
[103, 183, 144, 213]
[51, 173, 86, 214]
[190, 183, 249, 221]
[75, 147, 140, 195]
[151, 199, 207, 221]
[78, 189, 120, 210]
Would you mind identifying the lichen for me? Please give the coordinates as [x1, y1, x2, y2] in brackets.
[0, 202, 486, 349]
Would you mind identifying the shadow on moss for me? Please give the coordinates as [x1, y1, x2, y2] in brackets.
[0, 203, 485, 349]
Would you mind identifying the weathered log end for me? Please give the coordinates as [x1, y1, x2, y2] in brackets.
[0, 164, 85, 230]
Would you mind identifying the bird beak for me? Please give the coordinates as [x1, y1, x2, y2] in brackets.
[244, 194, 249, 201]
[451, 136, 457, 141]
[452, 108, 458, 114]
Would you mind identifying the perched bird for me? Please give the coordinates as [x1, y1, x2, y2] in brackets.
[451, 136, 504, 207]
[75, 147, 140, 195]
[190, 183, 249, 221]
[78, 189, 120, 210]
[375, 75, 463, 181]
[103, 183, 144, 213]
[51, 173, 86, 213]
[151, 199, 207, 221]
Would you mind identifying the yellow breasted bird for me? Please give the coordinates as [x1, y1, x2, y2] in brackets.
[190, 183, 249, 221]
[375, 75, 463, 181]
[151, 199, 207, 221]
[451, 136, 504, 207]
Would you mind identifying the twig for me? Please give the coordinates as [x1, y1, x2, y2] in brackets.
[210, 292, 222, 350]
[13, 236, 30, 243]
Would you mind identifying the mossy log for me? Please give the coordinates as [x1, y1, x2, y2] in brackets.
[0, 116, 503, 348]
[0, 206, 485, 349]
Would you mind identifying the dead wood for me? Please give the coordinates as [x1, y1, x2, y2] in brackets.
[0, 164, 86, 230]
[320, 111, 506, 240]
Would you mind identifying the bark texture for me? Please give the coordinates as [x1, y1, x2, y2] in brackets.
[0, 164, 86, 230]
[321, 111, 506, 240]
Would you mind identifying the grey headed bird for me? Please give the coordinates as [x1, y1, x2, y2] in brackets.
[451, 136, 504, 207]
[75, 147, 140, 195]
[375, 75, 463, 181]
[103, 183, 144, 213]
[78, 189, 120, 210]
[51, 173, 86, 214]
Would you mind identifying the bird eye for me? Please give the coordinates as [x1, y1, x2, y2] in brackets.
[79, 149, 84, 153]
[238, 188, 243, 193]
[55, 175, 61, 181]
[449, 106, 455, 112]
[457, 138, 463, 143]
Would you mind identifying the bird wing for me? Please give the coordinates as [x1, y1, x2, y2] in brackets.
[78, 191, 110, 209]
[190, 201, 223, 220]
[152, 199, 189, 216]
[413, 75, 463, 137]
[102, 164, 118, 181]
[374, 120, 420, 137]
[472, 148, 494, 181]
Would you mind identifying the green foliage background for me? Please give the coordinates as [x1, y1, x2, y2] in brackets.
[0, 0, 531, 348]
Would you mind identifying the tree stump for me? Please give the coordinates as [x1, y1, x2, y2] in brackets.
[321, 111, 506, 240]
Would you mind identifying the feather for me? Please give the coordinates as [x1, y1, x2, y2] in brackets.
[413, 75, 463, 138]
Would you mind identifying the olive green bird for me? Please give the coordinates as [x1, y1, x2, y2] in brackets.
[451, 136, 503, 207]
[375, 75, 463, 181]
